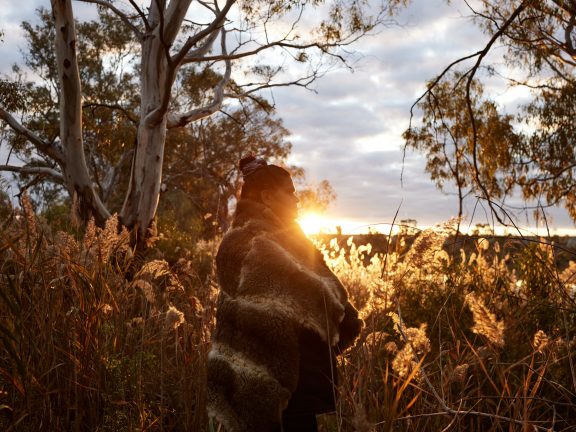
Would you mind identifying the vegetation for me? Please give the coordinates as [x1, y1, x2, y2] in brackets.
[0, 0, 402, 240]
[1, 200, 574, 431]
[1, 5, 343, 243]
[1, 2, 575, 431]
[406, 0, 576, 223]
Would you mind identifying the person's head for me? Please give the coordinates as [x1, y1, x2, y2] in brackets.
[238, 155, 299, 222]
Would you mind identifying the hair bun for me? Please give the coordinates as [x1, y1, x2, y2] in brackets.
[239, 155, 256, 171]
[239, 155, 267, 178]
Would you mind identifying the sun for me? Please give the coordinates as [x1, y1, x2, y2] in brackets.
[297, 212, 331, 235]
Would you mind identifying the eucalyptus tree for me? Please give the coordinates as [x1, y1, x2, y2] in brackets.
[406, 0, 576, 222]
[161, 91, 293, 235]
[0, 0, 405, 243]
[404, 73, 521, 220]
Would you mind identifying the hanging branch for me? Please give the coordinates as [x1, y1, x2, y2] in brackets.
[77, 0, 144, 40]
[0, 108, 65, 165]
[405, 2, 529, 226]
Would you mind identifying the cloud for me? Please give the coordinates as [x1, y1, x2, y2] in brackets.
[271, 0, 575, 230]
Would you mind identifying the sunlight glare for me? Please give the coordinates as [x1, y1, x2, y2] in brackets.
[298, 213, 330, 235]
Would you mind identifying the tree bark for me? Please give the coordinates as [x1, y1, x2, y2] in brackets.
[51, 0, 110, 225]
[119, 13, 168, 239]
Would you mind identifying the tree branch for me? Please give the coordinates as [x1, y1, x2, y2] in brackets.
[167, 27, 232, 129]
[464, 3, 527, 223]
[83, 102, 138, 124]
[564, 10, 576, 57]
[225, 71, 320, 97]
[102, 148, 133, 203]
[550, 0, 576, 16]
[0, 108, 65, 165]
[181, 26, 220, 62]
[0, 164, 64, 183]
[77, 0, 144, 40]
[171, 0, 235, 66]
[182, 37, 358, 64]
[127, 0, 150, 31]
[407, 51, 483, 130]
[163, 0, 193, 45]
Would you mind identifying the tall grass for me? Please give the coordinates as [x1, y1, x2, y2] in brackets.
[320, 225, 576, 431]
[0, 197, 217, 431]
[1, 205, 575, 431]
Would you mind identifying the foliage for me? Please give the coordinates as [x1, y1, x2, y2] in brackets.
[407, 0, 576, 221]
[404, 73, 520, 218]
[3, 7, 335, 239]
[1, 206, 575, 430]
[0, 0, 401, 239]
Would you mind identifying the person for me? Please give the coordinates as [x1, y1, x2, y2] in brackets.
[207, 155, 363, 432]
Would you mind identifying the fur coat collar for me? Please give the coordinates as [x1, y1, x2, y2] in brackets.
[206, 199, 358, 431]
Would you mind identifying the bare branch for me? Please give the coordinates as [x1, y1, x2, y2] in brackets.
[543, 56, 576, 83]
[171, 0, 235, 66]
[0, 164, 64, 183]
[225, 72, 320, 97]
[167, 28, 232, 129]
[181, 27, 220, 62]
[0, 108, 65, 165]
[407, 50, 484, 133]
[182, 37, 361, 65]
[197, 0, 216, 14]
[77, 0, 144, 40]
[163, 0, 193, 45]
[127, 0, 150, 31]
[464, 2, 528, 225]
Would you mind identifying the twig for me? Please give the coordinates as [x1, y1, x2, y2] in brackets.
[393, 303, 550, 431]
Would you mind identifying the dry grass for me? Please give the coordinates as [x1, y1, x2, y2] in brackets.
[0, 198, 217, 431]
[1, 205, 575, 431]
[318, 225, 576, 431]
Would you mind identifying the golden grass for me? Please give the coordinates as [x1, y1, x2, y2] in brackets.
[1, 205, 575, 431]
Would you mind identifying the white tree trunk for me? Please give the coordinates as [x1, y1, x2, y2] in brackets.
[120, 19, 168, 238]
[119, 0, 228, 242]
[51, 0, 110, 225]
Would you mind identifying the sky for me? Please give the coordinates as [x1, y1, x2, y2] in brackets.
[1, 0, 574, 235]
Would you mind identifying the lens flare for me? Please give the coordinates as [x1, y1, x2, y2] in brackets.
[298, 213, 329, 234]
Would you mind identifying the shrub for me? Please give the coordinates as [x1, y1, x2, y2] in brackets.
[317, 227, 576, 431]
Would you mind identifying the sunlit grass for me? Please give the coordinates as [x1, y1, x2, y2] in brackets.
[1, 202, 575, 431]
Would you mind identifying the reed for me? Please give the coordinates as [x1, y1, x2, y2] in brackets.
[1, 207, 574, 431]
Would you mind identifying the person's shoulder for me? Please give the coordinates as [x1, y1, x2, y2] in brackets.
[217, 219, 267, 260]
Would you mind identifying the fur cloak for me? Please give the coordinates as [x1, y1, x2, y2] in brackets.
[207, 199, 362, 432]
